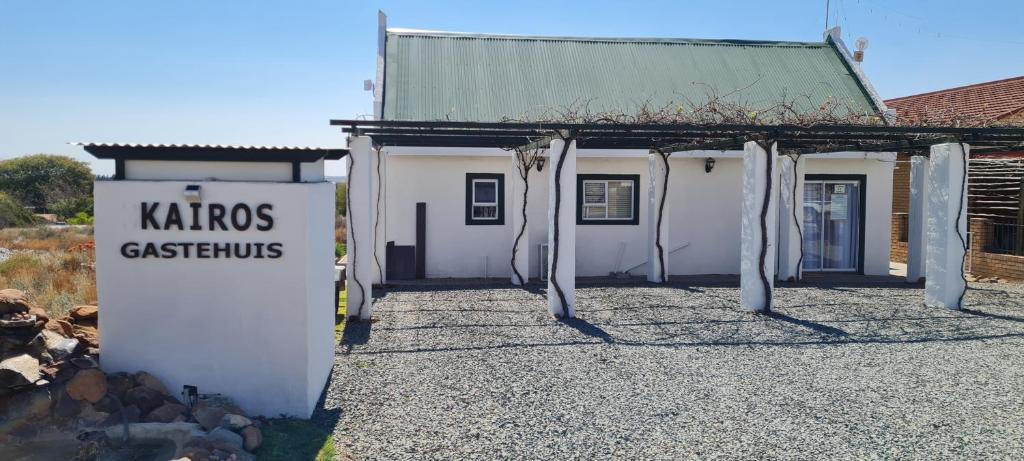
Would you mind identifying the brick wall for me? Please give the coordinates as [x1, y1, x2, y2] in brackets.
[890, 213, 908, 263]
[969, 218, 1024, 280]
[891, 153, 911, 214]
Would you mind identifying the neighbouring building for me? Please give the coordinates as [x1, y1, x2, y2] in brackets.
[886, 76, 1024, 279]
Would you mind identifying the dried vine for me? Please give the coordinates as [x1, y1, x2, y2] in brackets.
[785, 153, 805, 281]
[373, 146, 384, 285]
[509, 145, 542, 286]
[956, 142, 970, 309]
[653, 149, 671, 282]
[755, 138, 775, 312]
[347, 152, 367, 320]
[548, 136, 574, 317]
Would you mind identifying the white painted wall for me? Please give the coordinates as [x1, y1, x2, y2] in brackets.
[94, 180, 335, 418]
[125, 159, 325, 182]
[384, 150, 894, 279]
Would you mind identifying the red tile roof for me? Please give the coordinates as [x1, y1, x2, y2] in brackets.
[885, 76, 1024, 125]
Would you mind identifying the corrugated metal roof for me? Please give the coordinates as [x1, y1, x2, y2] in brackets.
[382, 31, 878, 122]
[71, 142, 336, 151]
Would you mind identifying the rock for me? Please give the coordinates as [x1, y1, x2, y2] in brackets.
[0, 353, 41, 390]
[92, 394, 121, 413]
[100, 404, 140, 427]
[0, 289, 31, 315]
[70, 355, 99, 369]
[41, 330, 79, 360]
[28, 307, 48, 325]
[219, 413, 253, 432]
[193, 403, 226, 431]
[134, 371, 170, 396]
[66, 369, 107, 403]
[106, 372, 134, 401]
[69, 305, 98, 322]
[144, 402, 187, 423]
[207, 426, 244, 449]
[0, 388, 52, 432]
[53, 387, 84, 419]
[77, 404, 110, 427]
[241, 425, 262, 451]
[73, 324, 99, 348]
[179, 447, 212, 461]
[100, 422, 206, 456]
[124, 386, 165, 414]
[44, 319, 75, 337]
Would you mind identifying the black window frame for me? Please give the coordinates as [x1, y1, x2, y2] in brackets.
[576, 174, 641, 225]
[465, 173, 505, 225]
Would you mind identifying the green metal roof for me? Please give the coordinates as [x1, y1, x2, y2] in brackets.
[382, 31, 879, 122]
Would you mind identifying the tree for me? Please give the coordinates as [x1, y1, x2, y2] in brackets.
[0, 192, 40, 228]
[0, 154, 94, 217]
[335, 182, 347, 216]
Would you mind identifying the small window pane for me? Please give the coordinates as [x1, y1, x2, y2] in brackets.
[473, 205, 497, 219]
[583, 205, 606, 219]
[607, 181, 633, 219]
[583, 182, 606, 204]
[474, 180, 497, 204]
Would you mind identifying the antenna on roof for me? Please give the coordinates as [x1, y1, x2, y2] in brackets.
[824, 0, 831, 30]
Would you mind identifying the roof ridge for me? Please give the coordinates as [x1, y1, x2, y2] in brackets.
[885, 75, 1024, 102]
[386, 28, 825, 47]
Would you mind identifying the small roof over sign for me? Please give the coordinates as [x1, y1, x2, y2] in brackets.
[72, 142, 348, 163]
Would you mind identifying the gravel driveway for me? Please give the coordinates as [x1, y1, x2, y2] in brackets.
[314, 277, 1024, 460]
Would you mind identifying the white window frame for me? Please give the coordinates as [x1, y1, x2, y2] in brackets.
[471, 178, 499, 220]
[581, 179, 635, 222]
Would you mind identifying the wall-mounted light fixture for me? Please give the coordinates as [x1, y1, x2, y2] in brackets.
[537, 158, 546, 172]
[704, 157, 716, 173]
[184, 185, 202, 204]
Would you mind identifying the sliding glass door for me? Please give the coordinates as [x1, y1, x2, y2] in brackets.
[802, 179, 862, 272]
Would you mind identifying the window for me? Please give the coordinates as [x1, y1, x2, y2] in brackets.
[465, 173, 504, 225]
[576, 174, 640, 225]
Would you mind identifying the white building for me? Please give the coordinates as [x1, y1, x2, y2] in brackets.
[338, 21, 910, 318]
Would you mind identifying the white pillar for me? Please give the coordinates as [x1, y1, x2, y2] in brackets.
[346, 136, 374, 320]
[647, 151, 670, 282]
[547, 138, 576, 318]
[740, 141, 780, 312]
[925, 143, 969, 309]
[370, 147, 387, 285]
[906, 155, 929, 283]
[510, 153, 530, 285]
[777, 154, 805, 281]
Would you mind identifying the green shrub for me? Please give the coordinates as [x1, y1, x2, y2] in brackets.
[335, 243, 347, 258]
[0, 154, 94, 213]
[66, 212, 95, 225]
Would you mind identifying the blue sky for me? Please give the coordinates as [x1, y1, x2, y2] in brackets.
[1, 0, 1022, 176]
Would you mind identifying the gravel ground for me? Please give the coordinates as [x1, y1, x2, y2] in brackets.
[314, 277, 1024, 460]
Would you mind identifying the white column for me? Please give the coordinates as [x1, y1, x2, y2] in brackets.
[925, 143, 969, 309]
[647, 151, 670, 283]
[547, 138, 576, 318]
[740, 141, 780, 312]
[906, 155, 929, 283]
[346, 136, 374, 320]
[370, 147, 387, 285]
[777, 154, 805, 282]
[510, 153, 530, 285]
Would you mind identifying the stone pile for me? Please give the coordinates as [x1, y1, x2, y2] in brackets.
[0, 289, 264, 460]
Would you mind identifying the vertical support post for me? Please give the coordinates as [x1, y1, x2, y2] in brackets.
[777, 154, 805, 281]
[547, 138, 576, 318]
[906, 155, 929, 283]
[510, 153, 530, 285]
[370, 148, 387, 285]
[647, 150, 670, 283]
[925, 143, 969, 310]
[415, 203, 426, 279]
[740, 141, 780, 312]
[346, 136, 374, 320]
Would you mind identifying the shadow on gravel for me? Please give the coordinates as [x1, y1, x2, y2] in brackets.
[960, 308, 1024, 324]
[560, 318, 613, 343]
[765, 312, 849, 337]
[341, 320, 373, 353]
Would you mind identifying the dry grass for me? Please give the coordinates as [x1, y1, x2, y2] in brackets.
[0, 227, 96, 318]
